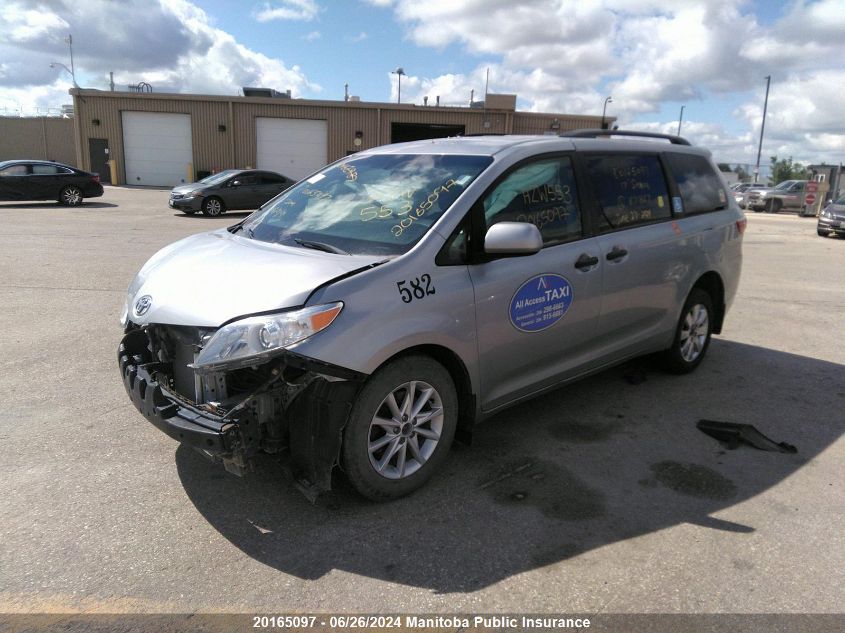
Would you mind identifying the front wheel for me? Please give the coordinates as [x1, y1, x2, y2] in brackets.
[661, 288, 713, 374]
[342, 355, 457, 500]
[201, 196, 225, 216]
[766, 199, 782, 213]
[817, 228, 830, 237]
[59, 186, 83, 206]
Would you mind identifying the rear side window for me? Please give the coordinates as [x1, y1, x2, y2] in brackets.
[32, 164, 61, 175]
[483, 156, 582, 247]
[665, 153, 728, 215]
[0, 165, 28, 176]
[585, 155, 671, 232]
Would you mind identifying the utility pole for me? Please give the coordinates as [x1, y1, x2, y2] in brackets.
[753, 75, 771, 184]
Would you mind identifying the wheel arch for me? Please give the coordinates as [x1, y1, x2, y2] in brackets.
[374, 344, 477, 443]
[691, 271, 725, 334]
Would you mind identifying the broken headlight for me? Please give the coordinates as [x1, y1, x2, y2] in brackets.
[190, 302, 343, 372]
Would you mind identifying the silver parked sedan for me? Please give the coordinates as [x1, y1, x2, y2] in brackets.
[119, 131, 745, 500]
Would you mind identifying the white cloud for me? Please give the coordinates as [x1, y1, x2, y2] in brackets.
[346, 31, 368, 43]
[0, 0, 320, 111]
[253, 0, 320, 22]
[303, 30, 321, 41]
[380, 0, 845, 163]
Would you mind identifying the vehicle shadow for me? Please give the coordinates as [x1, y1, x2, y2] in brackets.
[0, 201, 118, 209]
[175, 340, 844, 592]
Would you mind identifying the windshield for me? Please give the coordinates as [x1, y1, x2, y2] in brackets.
[835, 195, 845, 205]
[240, 153, 492, 256]
[198, 170, 239, 185]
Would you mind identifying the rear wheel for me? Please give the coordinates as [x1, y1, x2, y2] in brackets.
[201, 196, 225, 216]
[661, 288, 713, 374]
[342, 355, 457, 500]
[59, 186, 83, 206]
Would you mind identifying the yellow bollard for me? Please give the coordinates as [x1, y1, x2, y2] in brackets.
[187, 162, 194, 183]
[107, 159, 118, 185]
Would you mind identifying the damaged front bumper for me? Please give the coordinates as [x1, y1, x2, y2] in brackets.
[118, 326, 366, 493]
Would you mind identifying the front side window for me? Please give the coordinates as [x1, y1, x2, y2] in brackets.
[665, 153, 728, 215]
[482, 156, 582, 247]
[242, 153, 491, 256]
[585, 154, 671, 232]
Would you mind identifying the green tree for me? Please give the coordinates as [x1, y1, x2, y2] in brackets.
[769, 156, 807, 184]
[733, 165, 749, 182]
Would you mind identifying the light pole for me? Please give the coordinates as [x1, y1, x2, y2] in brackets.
[393, 67, 405, 104]
[601, 96, 612, 129]
[50, 61, 78, 88]
[677, 105, 685, 136]
[753, 75, 772, 184]
[65, 34, 75, 82]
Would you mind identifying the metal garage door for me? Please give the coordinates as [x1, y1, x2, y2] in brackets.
[256, 118, 327, 181]
[122, 112, 192, 187]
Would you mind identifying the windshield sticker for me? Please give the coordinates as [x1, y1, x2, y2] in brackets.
[509, 274, 573, 332]
[672, 196, 684, 214]
[306, 173, 325, 184]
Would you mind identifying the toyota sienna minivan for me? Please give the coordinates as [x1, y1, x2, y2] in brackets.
[119, 130, 745, 500]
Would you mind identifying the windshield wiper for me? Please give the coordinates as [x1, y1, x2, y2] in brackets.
[293, 237, 349, 255]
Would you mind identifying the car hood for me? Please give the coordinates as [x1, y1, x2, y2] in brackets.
[171, 183, 204, 195]
[126, 229, 386, 327]
[826, 203, 845, 218]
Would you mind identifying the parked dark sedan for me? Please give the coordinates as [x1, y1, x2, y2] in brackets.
[0, 160, 103, 206]
[169, 169, 295, 216]
[817, 195, 845, 238]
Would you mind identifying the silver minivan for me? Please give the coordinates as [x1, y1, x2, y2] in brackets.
[119, 130, 745, 500]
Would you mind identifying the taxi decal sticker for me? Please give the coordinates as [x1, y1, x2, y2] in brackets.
[509, 273, 573, 332]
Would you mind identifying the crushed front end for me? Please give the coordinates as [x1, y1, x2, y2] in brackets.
[118, 323, 365, 493]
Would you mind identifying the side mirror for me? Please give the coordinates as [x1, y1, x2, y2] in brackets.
[231, 180, 241, 187]
[484, 222, 543, 256]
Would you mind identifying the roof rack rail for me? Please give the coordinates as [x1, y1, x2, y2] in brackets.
[561, 129, 691, 145]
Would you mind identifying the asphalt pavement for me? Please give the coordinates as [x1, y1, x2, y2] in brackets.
[0, 188, 842, 614]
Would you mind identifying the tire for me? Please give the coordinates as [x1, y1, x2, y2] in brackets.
[59, 185, 83, 206]
[661, 288, 714, 375]
[817, 228, 830, 237]
[201, 196, 225, 216]
[341, 355, 457, 500]
[766, 198, 782, 213]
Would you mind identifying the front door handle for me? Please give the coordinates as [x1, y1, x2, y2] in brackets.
[574, 253, 599, 270]
[606, 246, 628, 261]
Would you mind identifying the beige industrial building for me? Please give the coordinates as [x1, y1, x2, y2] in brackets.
[4, 89, 613, 187]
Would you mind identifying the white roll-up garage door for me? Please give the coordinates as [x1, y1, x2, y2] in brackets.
[122, 112, 193, 187]
[256, 117, 328, 181]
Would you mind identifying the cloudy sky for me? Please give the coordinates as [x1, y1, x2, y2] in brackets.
[1, 0, 843, 169]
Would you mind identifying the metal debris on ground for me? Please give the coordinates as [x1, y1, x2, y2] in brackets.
[696, 419, 797, 453]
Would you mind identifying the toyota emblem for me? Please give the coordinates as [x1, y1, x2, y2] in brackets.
[134, 295, 152, 317]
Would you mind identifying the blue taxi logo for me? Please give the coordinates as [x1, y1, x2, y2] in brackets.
[509, 274, 573, 332]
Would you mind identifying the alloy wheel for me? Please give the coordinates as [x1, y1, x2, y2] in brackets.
[367, 380, 444, 480]
[679, 303, 709, 363]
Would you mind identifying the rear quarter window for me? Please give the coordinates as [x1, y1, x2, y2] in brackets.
[665, 153, 728, 215]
